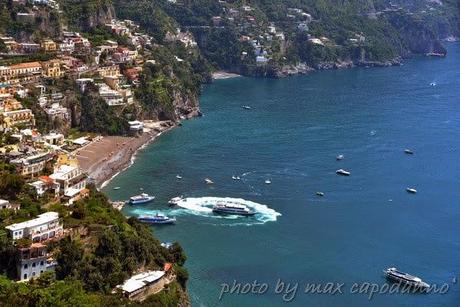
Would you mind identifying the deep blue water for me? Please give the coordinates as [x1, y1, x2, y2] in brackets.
[105, 44, 460, 306]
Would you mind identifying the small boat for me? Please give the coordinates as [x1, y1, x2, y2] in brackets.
[232, 175, 237, 180]
[241, 105, 252, 110]
[236, 176, 241, 180]
[316, 192, 325, 197]
[430, 82, 436, 87]
[404, 149, 414, 155]
[168, 196, 183, 206]
[176, 175, 183, 179]
[161, 242, 174, 249]
[212, 202, 255, 216]
[336, 169, 351, 176]
[265, 179, 272, 184]
[205, 178, 214, 184]
[406, 188, 417, 194]
[384, 267, 430, 290]
[129, 193, 155, 205]
[138, 214, 176, 225]
[113, 187, 121, 190]
[336, 154, 344, 161]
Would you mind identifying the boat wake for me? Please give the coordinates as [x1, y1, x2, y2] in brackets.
[172, 197, 281, 225]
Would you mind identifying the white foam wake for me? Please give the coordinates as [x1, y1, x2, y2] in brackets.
[173, 196, 281, 225]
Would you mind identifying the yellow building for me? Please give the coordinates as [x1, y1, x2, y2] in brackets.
[98, 65, 120, 78]
[0, 62, 42, 84]
[1, 109, 35, 130]
[41, 60, 63, 78]
[1, 98, 23, 112]
[41, 39, 57, 52]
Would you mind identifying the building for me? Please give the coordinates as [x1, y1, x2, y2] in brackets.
[98, 65, 120, 78]
[98, 84, 124, 106]
[43, 132, 64, 146]
[5, 212, 63, 242]
[1, 108, 35, 130]
[50, 154, 87, 203]
[0, 199, 20, 211]
[29, 175, 60, 197]
[16, 243, 56, 281]
[115, 270, 169, 301]
[10, 151, 54, 177]
[41, 39, 57, 52]
[41, 60, 63, 78]
[0, 62, 42, 85]
[44, 103, 70, 122]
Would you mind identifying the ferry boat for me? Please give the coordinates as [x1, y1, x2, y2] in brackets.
[336, 169, 351, 176]
[384, 267, 430, 290]
[212, 202, 255, 216]
[138, 214, 176, 225]
[129, 193, 155, 205]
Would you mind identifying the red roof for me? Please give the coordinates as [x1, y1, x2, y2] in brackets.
[164, 263, 172, 271]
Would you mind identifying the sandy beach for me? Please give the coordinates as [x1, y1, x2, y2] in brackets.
[212, 71, 241, 80]
[76, 121, 175, 188]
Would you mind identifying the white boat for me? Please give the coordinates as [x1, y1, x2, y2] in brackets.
[316, 192, 325, 197]
[336, 154, 344, 161]
[384, 267, 430, 290]
[138, 214, 176, 225]
[176, 175, 183, 179]
[404, 149, 414, 155]
[265, 179, 272, 184]
[336, 169, 351, 176]
[129, 193, 155, 205]
[406, 188, 417, 194]
[113, 187, 121, 190]
[168, 196, 184, 206]
[430, 82, 436, 86]
[232, 175, 237, 180]
[242, 105, 252, 110]
[236, 176, 241, 180]
[205, 178, 214, 184]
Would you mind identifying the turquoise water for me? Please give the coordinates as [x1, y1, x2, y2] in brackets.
[105, 44, 460, 306]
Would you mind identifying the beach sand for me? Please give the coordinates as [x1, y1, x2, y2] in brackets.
[76, 121, 175, 188]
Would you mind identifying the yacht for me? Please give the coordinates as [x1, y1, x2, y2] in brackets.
[129, 193, 155, 205]
[336, 154, 344, 161]
[138, 214, 176, 225]
[212, 202, 255, 216]
[384, 267, 430, 290]
[336, 169, 351, 176]
[406, 188, 417, 194]
[205, 178, 214, 184]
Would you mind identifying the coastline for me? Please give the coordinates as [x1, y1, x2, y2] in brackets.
[77, 121, 176, 189]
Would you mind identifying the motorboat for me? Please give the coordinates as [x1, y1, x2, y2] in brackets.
[176, 175, 183, 179]
[316, 192, 325, 197]
[336, 169, 351, 176]
[406, 188, 417, 194]
[265, 179, 272, 184]
[336, 154, 344, 161]
[242, 105, 252, 110]
[404, 149, 414, 155]
[129, 193, 155, 205]
[205, 178, 214, 184]
[138, 214, 176, 225]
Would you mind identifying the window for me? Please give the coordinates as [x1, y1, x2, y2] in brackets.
[40, 261, 44, 266]
[32, 262, 36, 268]
[32, 272, 35, 277]
[23, 274, 27, 280]
[24, 264, 28, 269]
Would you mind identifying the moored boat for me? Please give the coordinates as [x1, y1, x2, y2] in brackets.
[138, 214, 176, 225]
[129, 193, 155, 205]
[212, 202, 255, 216]
[384, 267, 430, 290]
[336, 169, 351, 176]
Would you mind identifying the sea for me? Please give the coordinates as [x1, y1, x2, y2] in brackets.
[104, 44, 460, 306]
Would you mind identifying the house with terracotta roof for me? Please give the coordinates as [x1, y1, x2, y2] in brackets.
[0, 62, 42, 84]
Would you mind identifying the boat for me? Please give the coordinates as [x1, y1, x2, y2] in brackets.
[383, 267, 430, 290]
[113, 187, 121, 190]
[138, 214, 176, 225]
[176, 175, 183, 179]
[336, 154, 344, 161]
[242, 105, 252, 110]
[212, 202, 255, 216]
[406, 188, 417, 194]
[168, 196, 184, 206]
[316, 192, 325, 197]
[232, 175, 242, 180]
[205, 178, 214, 184]
[232, 175, 237, 180]
[430, 82, 436, 87]
[265, 179, 272, 184]
[129, 193, 155, 205]
[404, 149, 414, 155]
[336, 169, 351, 176]
[161, 242, 174, 249]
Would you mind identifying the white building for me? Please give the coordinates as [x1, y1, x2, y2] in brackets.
[17, 243, 56, 281]
[5, 212, 63, 242]
[0, 199, 20, 210]
[115, 270, 165, 300]
[50, 164, 87, 200]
